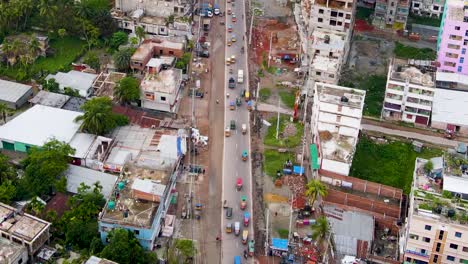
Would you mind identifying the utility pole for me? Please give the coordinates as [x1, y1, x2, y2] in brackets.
[254, 82, 260, 126]
[275, 97, 280, 140]
[287, 191, 294, 243]
[249, 6, 254, 45]
[268, 32, 273, 68]
[265, 208, 269, 256]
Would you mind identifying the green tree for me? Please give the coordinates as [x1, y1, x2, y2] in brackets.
[0, 103, 10, 124]
[129, 36, 139, 46]
[135, 26, 146, 44]
[43, 78, 60, 93]
[84, 51, 101, 71]
[28, 196, 45, 215]
[20, 139, 75, 197]
[304, 179, 328, 207]
[424, 160, 434, 173]
[64, 87, 81, 97]
[100, 229, 157, 264]
[75, 97, 128, 135]
[110, 31, 128, 50]
[66, 220, 99, 249]
[80, 19, 100, 50]
[113, 47, 135, 71]
[0, 154, 16, 183]
[114, 77, 140, 104]
[310, 216, 330, 244]
[174, 239, 196, 263]
[27, 36, 41, 63]
[0, 180, 16, 204]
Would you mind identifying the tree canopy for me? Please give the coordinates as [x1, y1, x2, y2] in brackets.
[114, 76, 140, 104]
[110, 31, 128, 50]
[113, 47, 135, 72]
[75, 97, 128, 135]
[100, 229, 157, 264]
[20, 139, 75, 198]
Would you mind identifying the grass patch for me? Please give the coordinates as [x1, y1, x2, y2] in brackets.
[394, 42, 436, 60]
[264, 115, 304, 148]
[264, 149, 294, 177]
[277, 228, 289, 239]
[259, 88, 272, 102]
[339, 75, 386, 117]
[350, 135, 443, 194]
[356, 7, 373, 20]
[408, 14, 441, 27]
[279, 90, 296, 109]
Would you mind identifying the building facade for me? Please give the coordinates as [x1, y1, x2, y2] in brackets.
[437, 0, 468, 74]
[382, 59, 436, 126]
[311, 83, 366, 176]
[130, 39, 184, 72]
[411, 0, 445, 18]
[140, 69, 183, 113]
[373, 0, 410, 30]
[0, 79, 33, 110]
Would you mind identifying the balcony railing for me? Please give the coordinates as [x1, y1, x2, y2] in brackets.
[389, 85, 404, 91]
[384, 102, 401, 110]
[405, 107, 417, 113]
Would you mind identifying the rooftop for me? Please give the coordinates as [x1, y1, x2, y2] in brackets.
[311, 55, 339, 73]
[29, 90, 71, 108]
[432, 88, 468, 126]
[311, 29, 347, 52]
[0, 104, 82, 147]
[141, 69, 183, 94]
[131, 40, 184, 62]
[412, 158, 468, 225]
[389, 59, 436, 87]
[0, 237, 26, 263]
[436, 72, 468, 91]
[0, 203, 50, 243]
[85, 256, 118, 264]
[324, 205, 374, 242]
[446, 0, 467, 22]
[65, 165, 118, 198]
[61, 97, 86, 112]
[140, 15, 166, 25]
[315, 82, 366, 112]
[46, 71, 98, 94]
[146, 56, 176, 68]
[0, 79, 32, 104]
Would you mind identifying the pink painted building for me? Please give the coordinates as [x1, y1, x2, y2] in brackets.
[436, 0, 468, 74]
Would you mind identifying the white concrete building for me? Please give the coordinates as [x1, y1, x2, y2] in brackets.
[411, 0, 445, 18]
[46, 70, 98, 98]
[308, 0, 355, 34]
[431, 87, 468, 136]
[382, 59, 436, 126]
[140, 69, 183, 113]
[311, 83, 366, 176]
[0, 237, 28, 264]
[0, 79, 33, 109]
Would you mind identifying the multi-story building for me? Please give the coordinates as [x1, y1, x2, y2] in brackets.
[373, 0, 410, 30]
[0, 237, 28, 264]
[130, 39, 184, 72]
[431, 83, 468, 136]
[437, 0, 468, 74]
[140, 68, 183, 114]
[403, 157, 468, 264]
[382, 59, 436, 126]
[309, 0, 356, 34]
[411, 0, 445, 18]
[99, 133, 186, 250]
[0, 203, 51, 259]
[311, 83, 366, 176]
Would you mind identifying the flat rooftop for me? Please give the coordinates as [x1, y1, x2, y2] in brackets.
[29, 90, 70, 108]
[46, 70, 98, 93]
[140, 16, 166, 25]
[311, 55, 339, 73]
[132, 40, 184, 62]
[141, 69, 182, 94]
[446, 0, 467, 22]
[0, 104, 82, 147]
[315, 83, 366, 110]
[436, 71, 468, 91]
[0, 203, 50, 242]
[432, 88, 468, 126]
[389, 59, 435, 87]
[0, 79, 32, 104]
[311, 29, 347, 52]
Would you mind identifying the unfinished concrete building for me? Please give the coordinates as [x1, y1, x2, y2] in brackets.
[112, 0, 192, 38]
[373, 0, 410, 30]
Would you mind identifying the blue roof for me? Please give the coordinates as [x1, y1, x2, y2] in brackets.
[271, 238, 288, 251]
[234, 256, 241, 264]
[293, 166, 304, 174]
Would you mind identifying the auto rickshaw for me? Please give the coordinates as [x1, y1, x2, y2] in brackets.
[248, 240, 254, 256]
[226, 57, 231, 65]
[242, 230, 248, 244]
[240, 195, 247, 210]
[225, 126, 231, 137]
[236, 97, 241, 106]
[230, 101, 235, 110]
[226, 223, 233, 233]
[242, 150, 248, 161]
[243, 212, 250, 227]
[247, 100, 253, 111]
[245, 91, 250, 101]
[230, 55, 236, 63]
[234, 221, 240, 236]
[195, 203, 203, 220]
[228, 24, 233, 32]
[236, 177, 243, 191]
[227, 40, 232, 46]
[231, 34, 237, 42]
[242, 124, 247, 134]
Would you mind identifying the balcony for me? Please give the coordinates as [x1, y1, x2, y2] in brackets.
[388, 84, 404, 91]
[449, 35, 463, 41]
[447, 43, 461, 50]
[445, 52, 459, 59]
[418, 109, 431, 116]
[405, 106, 417, 113]
[384, 102, 401, 111]
[386, 93, 403, 101]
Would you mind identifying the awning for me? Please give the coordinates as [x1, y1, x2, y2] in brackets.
[293, 166, 304, 174]
[310, 144, 319, 170]
[271, 238, 288, 251]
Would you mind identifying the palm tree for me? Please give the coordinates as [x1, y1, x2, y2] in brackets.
[1, 41, 13, 67]
[28, 36, 41, 62]
[75, 97, 117, 135]
[8, 39, 22, 66]
[135, 26, 146, 44]
[113, 48, 134, 72]
[304, 179, 328, 207]
[0, 103, 9, 124]
[310, 216, 330, 243]
[114, 77, 140, 104]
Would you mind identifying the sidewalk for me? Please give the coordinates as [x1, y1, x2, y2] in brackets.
[361, 124, 464, 148]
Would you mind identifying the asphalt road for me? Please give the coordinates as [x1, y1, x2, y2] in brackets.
[221, 0, 254, 261]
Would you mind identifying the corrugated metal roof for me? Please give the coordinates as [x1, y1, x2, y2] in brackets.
[0, 79, 32, 103]
[65, 165, 117, 198]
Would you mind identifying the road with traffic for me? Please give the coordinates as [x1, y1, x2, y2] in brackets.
[221, 0, 254, 261]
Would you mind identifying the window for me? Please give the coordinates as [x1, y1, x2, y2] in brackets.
[465, 30, 468, 37]
[410, 234, 419, 240]
[331, 11, 338, 17]
[390, 10, 393, 15]
[337, 21, 343, 26]
[330, 20, 337, 26]
[448, 43, 461, 49]
[425, 225, 432, 230]
[160, 96, 167, 101]
[316, 71, 322, 76]
[421, 249, 427, 254]
[433, 255, 439, 263]
[463, 48, 467, 54]
[464, 40, 468, 46]
[458, 66, 463, 72]
[318, 18, 323, 22]
[134, 230, 140, 235]
[436, 242, 442, 252]
[463, 246, 468, 252]
[448, 256, 456, 262]
[461, 57, 465, 63]
[391, 1, 395, 6]
[338, 12, 343, 17]
[414, 3, 420, 7]
[433, 5, 439, 10]
[319, 9, 324, 14]
[345, 14, 351, 19]
[423, 237, 431, 243]
[329, 74, 335, 78]
[169, 50, 174, 55]
[456, 26, 461, 30]
[450, 243, 459, 249]
[439, 230, 445, 240]
[455, 232, 462, 238]
[18, 259, 23, 264]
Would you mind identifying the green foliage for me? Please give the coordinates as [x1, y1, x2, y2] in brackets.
[350, 135, 443, 193]
[394, 42, 437, 60]
[0, 180, 16, 204]
[259, 88, 271, 102]
[110, 31, 128, 50]
[175, 52, 192, 71]
[0, 153, 17, 183]
[100, 229, 157, 264]
[55, 176, 67, 193]
[135, 26, 146, 44]
[305, 179, 328, 207]
[340, 74, 386, 117]
[75, 97, 128, 135]
[43, 78, 60, 93]
[114, 77, 140, 104]
[356, 7, 373, 20]
[442, 190, 453, 199]
[113, 47, 135, 72]
[20, 139, 75, 198]
[172, 239, 196, 262]
[64, 87, 81, 97]
[264, 115, 304, 148]
[408, 14, 441, 27]
[310, 216, 330, 243]
[277, 229, 289, 239]
[264, 150, 294, 177]
[418, 203, 432, 210]
[424, 160, 434, 172]
[84, 51, 101, 71]
[279, 89, 296, 108]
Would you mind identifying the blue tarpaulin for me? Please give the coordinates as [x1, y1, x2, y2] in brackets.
[177, 137, 182, 157]
[293, 166, 304, 174]
[271, 238, 288, 251]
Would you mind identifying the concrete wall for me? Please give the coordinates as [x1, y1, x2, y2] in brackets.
[431, 120, 468, 135]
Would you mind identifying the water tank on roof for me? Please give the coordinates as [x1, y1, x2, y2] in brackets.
[108, 200, 116, 210]
[118, 181, 125, 190]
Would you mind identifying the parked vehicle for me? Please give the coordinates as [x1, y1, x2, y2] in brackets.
[203, 19, 210, 31]
[245, 91, 250, 101]
[243, 212, 250, 226]
[214, 3, 220, 15]
[226, 207, 233, 219]
[234, 256, 241, 264]
[225, 126, 231, 137]
[236, 97, 241, 106]
[230, 101, 235, 110]
[226, 223, 233, 233]
[242, 230, 248, 244]
[197, 50, 210, 58]
[248, 240, 254, 256]
[240, 195, 247, 210]
[232, 14, 237, 22]
[228, 24, 233, 32]
[242, 150, 248, 161]
[223, 200, 228, 208]
[238, 70, 244, 83]
[230, 120, 236, 130]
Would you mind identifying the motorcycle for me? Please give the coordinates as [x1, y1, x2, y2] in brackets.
[243, 250, 248, 259]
